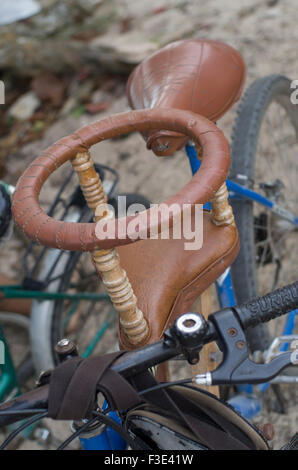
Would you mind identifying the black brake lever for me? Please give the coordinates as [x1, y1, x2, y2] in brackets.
[194, 308, 297, 386]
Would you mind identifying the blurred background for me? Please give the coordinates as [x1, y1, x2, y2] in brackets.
[0, 0, 297, 450]
[1, 0, 297, 185]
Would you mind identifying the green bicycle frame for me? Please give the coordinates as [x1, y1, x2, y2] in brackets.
[0, 323, 19, 402]
[0, 285, 110, 303]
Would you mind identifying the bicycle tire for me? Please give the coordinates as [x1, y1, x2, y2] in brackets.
[230, 74, 298, 352]
[30, 193, 151, 374]
[29, 210, 82, 374]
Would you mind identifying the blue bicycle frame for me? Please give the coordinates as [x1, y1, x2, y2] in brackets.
[186, 142, 298, 418]
[79, 142, 297, 449]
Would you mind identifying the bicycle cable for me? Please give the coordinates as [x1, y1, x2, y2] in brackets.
[56, 415, 102, 450]
[0, 409, 47, 417]
[57, 408, 136, 450]
[138, 378, 193, 397]
[0, 411, 48, 450]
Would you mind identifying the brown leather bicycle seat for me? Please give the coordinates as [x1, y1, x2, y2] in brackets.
[127, 39, 246, 156]
[118, 211, 239, 349]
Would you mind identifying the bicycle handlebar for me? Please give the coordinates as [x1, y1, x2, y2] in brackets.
[234, 281, 298, 329]
[0, 281, 297, 426]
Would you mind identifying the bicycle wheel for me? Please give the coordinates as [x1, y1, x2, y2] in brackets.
[30, 193, 151, 374]
[230, 75, 298, 352]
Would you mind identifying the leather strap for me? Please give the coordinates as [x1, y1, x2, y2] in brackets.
[48, 352, 142, 420]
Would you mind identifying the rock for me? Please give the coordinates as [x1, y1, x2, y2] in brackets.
[90, 32, 158, 70]
[0, 35, 88, 75]
[0, 0, 118, 75]
[90, 9, 195, 70]
[8, 91, 40, 120]
[0, 2, 194, 75]
[140, 9, 195, 46]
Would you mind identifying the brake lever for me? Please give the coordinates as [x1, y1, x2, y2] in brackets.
[194, 308, 298, 387]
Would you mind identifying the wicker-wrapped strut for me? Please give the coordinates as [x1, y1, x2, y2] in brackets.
[210, 182, 235, 226]
[194, 144, 234, 227]
[71, 150, 149, 345]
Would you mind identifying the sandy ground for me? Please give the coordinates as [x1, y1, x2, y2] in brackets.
[0, 0, 297, 450]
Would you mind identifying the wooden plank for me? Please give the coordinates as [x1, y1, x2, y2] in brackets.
[191, 285, 220, 397]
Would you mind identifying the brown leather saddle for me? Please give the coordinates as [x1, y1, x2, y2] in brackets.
[118, 39, 246, 348]
[127, 38, 246, 156]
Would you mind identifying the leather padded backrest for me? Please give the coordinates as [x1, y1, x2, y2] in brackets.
[127, 39, 246, 156]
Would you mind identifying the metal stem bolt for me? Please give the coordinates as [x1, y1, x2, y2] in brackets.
[55, 338, 78, 361]
[57, 338, 70, 348]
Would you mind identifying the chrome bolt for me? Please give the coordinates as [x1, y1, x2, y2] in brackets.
[57, 338, 70, 347]
[55, 338, 78, 362]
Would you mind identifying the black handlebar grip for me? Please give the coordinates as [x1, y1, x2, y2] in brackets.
[234, 281, 298, 329]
